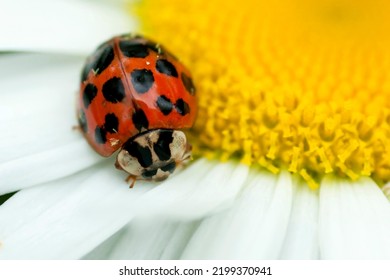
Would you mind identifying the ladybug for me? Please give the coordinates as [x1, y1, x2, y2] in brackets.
[76, 34, 197, 187]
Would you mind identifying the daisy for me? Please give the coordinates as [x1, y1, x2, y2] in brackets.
[1, 0, 390, 260]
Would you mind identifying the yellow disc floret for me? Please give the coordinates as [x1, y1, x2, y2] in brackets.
[133, 0, 390, 188]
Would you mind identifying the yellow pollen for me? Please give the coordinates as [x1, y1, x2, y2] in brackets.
[133, 0, 390, 187]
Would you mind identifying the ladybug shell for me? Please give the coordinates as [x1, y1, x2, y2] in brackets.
[77, 34, 197, 157]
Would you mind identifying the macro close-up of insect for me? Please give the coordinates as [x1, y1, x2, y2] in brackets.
[1, 0, 390, 274]
[76, 34, 197, 187]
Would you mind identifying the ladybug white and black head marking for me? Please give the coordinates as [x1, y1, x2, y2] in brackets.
[116, 129, 191, 183]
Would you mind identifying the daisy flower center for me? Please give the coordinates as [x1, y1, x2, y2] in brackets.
[133, 0, 390, 188]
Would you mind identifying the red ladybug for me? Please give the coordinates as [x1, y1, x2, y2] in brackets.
[76, 34, 197, 186]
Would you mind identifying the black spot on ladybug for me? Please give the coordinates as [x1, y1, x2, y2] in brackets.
[104, 113, 119, 133]
[132, 109, 149, 132]
[119, 41, 149, 58]
[102, 77, 125, 103]
[161, 161, 176, 173]
[181, 72, 196, 95]
[78, 110, 88, 133]
[119, 33, 142, 40]
[95, 45, 115, 74]
[124, 141, 153, 168]
[145, 42, 160, 54]
[175, 98, 190, 116]
[142, 168, 157, 178]
[156, 95, 173, 115]
[95, 126, 107, 144]
[81, 45, 114, 81]
[131, 69, 155, 94]
[81, 64, 91, 82]
[153, 130, 173, 161]
[147, 43, 178, 60]
[82, 83, 98, 108]
[156, 59, 178, 77]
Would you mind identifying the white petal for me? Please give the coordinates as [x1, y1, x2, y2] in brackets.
[132, 159, 250, 220]
[85, 218, 199, 259]
[319, 176, 390, 259]
[0, 159, 228, 259]
[0, 140, 102, 195]
[159, 222, 200, 259]
[382, 183, 390, 201]
[279, 177, 320, 259]
[83, 160, 249, 259]
[181, 170, 293, 259]
[0, 164, 154, 259]
[108, 219, 182, 259]
[0, 54, 102, 193]
[0, 0, 136, 54]
[0, 53, 83, 156]
[82, 228, 127, 260]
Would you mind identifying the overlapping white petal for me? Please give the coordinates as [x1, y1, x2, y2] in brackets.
[131, 160, 249, 220]
[0, 162, 152, 259]
[85, 219, 200, 260]
[0, 160, 247, 259]
[83, 172, 390, 260]
[83, 210, 199, 260]
[99, 219, 196, 260]
[280, 177, 320, 259]
[181, 170, 293, 259]
[83, 161, 250, 259]
[0, 53, 102, 194]
[319, 176, 390, 259]
[0, 0, 136, 54]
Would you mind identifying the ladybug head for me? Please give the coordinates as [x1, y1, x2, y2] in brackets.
[116, 129, 191, 182]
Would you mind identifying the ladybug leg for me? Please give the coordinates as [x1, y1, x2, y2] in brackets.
[72, 125, 82, 132]
[126, 175, 137, 188]
[115, 158, 123, 170]
[175, 154, 192, 171]
[176, 143, 193, 168]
